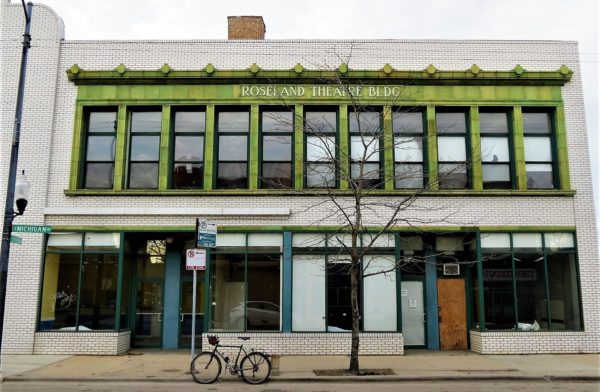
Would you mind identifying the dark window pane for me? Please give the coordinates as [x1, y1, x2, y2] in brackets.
[482, 254, 516, 330]
[79, 254, 118, 330]
[306, 163, 336, 188]
[480, 112, 509, 134]
[351, 163, 380, 188]
[210, 254, 245, 330]
[39, 253, 80, 331]
[129, 163, 159, 189]
[175, 136, 204, 161]
[262, 111, 293, 132]
[173, 163, 203, 188]
[131, 136, 160, 161]
[526, 163, 554, 189]
[217, 163, 247, 188]
[515, 253, 548, 330]
[86, 136, 115, 161]
[263, 135, 291, 161]
[218, 112, 249, 132]
[439, 163, 467, 189]
[483, 164, 511, 189]
[349, 111, 380, 133]
[85, 163, 114, 189]
[393, 112, 423, 133]
[247, 254, 280, 331]
[395, 164, 423, 189]
[262, 163, 292, 188]
[89, 112, 117, 133]
[547, 253, 582, 330]
[436, 112, 467, 133]
[175, 111, 205, 133]
[328, 262, 352, 331]
[305, 111, 337, 133]
[219, 136, 247, 161]
[523, 112, 551, 134]
[131, 111, 162, 133]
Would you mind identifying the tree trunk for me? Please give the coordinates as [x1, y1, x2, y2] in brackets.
[348, 261, 360, 374]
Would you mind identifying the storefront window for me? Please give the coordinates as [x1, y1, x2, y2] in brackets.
[481, 233, 515, 330]
[363, 254, 396, 331]
[210, 254, 245, 330]
[39, 232, 120, 331]
[292, 255, 325, 331]
[247, 254, 280, 330]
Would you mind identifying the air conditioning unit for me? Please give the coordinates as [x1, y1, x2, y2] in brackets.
[443, 263, 460, 276]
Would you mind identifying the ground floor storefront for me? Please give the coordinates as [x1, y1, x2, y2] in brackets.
[33, 229, 585, 355]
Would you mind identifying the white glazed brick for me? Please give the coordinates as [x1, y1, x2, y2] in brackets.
[0, 2, 598, 356]
[33, 331, 130, 355]
[201, 333, 404, 356]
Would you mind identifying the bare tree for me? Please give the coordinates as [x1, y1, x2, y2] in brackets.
[263, 69, 475, 374]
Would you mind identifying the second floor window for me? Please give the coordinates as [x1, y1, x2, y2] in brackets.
[480, 110, 512, 189]
[437, 110, 468, 189]
[172, 110, 205, 188]
[523, 110, 555, 189]
[305, 109, 337, 188]
[393, 110, 425, 189]
[261, 110, 294, 188]
[349, 110, 382, 189]
[128, 110, 162, 189]
[83, 109, 117, 189]
[216, 110, 249, 189]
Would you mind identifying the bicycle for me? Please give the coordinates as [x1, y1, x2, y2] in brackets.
[190, 335, 271, 384]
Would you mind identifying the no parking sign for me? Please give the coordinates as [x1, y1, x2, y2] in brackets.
[186, 249, 206, 270]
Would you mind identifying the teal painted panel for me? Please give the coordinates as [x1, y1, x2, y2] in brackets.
[425, 248, 440, 350]
[282, 232, 292, 332]
[162, 249, 182, 349]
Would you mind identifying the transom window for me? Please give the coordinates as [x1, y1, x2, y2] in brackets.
[261, 109, 294, 189]
[393, 110, 425, 189]
[83, 109, 117, 189]
[172, 110, 205, 188]
[523, 110, 555, 189]
[480, 110, 512, 189]
[304, 109, 338, 188]
[128, 110, 162, 189]
[436, 110, 469, 189]
[349, 110, 382, 189]
[216, 110, 249, 189]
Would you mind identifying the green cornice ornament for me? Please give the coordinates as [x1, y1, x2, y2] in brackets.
[469, 64, 481, 76]
[249, 63, 260, 74]
[426, 64, 437, 76]
[293, 63, 304, 75]
[160, 64, 171, 75]
[559, 65, 572, 76]
[513, 64, 525, 76]
[205, 63, 215, 75]
[338, 63, 348, 74]
[115, 63, 126, 75]
[383, 63, 393, 75]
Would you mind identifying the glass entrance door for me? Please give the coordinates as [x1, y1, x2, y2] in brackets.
[401, 280, 425, 346]
[133, 279, 164, 347]
[179, 274, 204, 348]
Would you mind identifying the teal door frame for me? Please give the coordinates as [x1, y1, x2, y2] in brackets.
[162, 248, 181, 349]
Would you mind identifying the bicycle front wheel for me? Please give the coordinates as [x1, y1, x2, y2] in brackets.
[190, 352, 221, 384]
[240, 352, 271, 384]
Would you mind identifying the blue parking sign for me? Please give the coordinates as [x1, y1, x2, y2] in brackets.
[196, 219, 217, 248]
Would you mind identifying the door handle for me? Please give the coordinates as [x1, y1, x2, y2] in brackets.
[180, 313, 184, 322]
[158, 313, 162, 322]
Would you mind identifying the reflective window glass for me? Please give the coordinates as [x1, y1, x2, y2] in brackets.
[395, 164, 423, 188]
[481, 137, 510, 162]
[523, 112, 551, 134]
[219, 136, 248, 161]
[218, 112, 249, 132]
[305, 111, 336, 133]
[262, 111, 293, 132]
[89, 112, 117, 133]
[131, 136, 160, 161]
[524, 137, 552, 162]
[436, 112, 467, 133]
[480, 112, 509, 134]
[263, 135, 292, 161]
[129, 163, 159, 189]
[349, 112, 380, 133]
[393, 112, 423, 133]
[395, 137, 423, 162]
[131, 111, 162, 133]
[174, 111, 205, 133]
[175, 136, 204, 161]
[438, 137, 466, 162]
[526, 163, 554, 189]
[86, 136, 115, 161]
[351, 136, 379, 162]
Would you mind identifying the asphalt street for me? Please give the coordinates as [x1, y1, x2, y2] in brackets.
[1, 381, 599, 392]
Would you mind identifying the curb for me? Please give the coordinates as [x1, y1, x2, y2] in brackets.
[4, 375, 600, 383]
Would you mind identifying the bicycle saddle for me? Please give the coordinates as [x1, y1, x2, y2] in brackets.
[238, 336, 251, 341]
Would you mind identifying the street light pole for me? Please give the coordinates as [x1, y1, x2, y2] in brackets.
[0, 1, 33, 353]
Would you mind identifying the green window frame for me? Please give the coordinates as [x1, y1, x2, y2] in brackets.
[392, 109, 426, 189]
[348, 108, 383, 189]
[304, 107, 339, 189]
[259, 108, 294, 189]
[214, 108, 250, 189]
[171, 108, 206, 189]
[479, 108, 515, 189]
[81, 108, 118, 189]
[522, 109, 558, 189]
[127, 109, 163, 189]
[436, 108, 470, 189]
[39, 232, 123, 332]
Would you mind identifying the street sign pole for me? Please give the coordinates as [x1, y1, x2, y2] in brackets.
[191, 268, 197, 360]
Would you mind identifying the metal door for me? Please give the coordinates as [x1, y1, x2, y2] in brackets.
[401, 281, 425, 346]
[132, 279, 163, 347]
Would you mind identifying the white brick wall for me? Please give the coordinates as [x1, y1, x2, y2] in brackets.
[33, 331, 130, 355]
[470, 330, 591, 354]
[0, 2, 598, 356]
[201, 333, 404, 356]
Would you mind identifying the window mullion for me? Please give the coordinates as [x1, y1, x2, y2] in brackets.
[114, 105, 128, 191]
[383, 106, 394, 190]
[426, 106, 438, 189]
[339, 105, 348, 190]
[470, 106, 483, 191]
[249, 105, 260, 190]
[512, 106, 527, 190]
[204, 105, 215, 190]
[158, 105, 171, 190]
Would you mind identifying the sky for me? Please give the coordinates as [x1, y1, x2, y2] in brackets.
[11, 0, 600, 209]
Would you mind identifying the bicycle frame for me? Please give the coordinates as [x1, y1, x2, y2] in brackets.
[209, 343, 251, 374]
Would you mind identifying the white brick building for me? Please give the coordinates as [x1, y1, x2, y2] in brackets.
[0, 2, 598, 357]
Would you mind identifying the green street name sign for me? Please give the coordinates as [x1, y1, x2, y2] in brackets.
[12, 225, 52, 234]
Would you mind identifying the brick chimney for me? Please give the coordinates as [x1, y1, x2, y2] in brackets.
[227, 16, 266, 40]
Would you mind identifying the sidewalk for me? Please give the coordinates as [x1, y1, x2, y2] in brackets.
[1, 350, 599, 383]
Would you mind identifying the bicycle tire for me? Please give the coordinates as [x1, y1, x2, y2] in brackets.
[240, 352, 271, 384]
[190, 351, 221, 384]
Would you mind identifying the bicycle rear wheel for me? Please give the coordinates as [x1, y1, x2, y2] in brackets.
[190, 352, 221, 384]
[240, 352, 271, 384]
